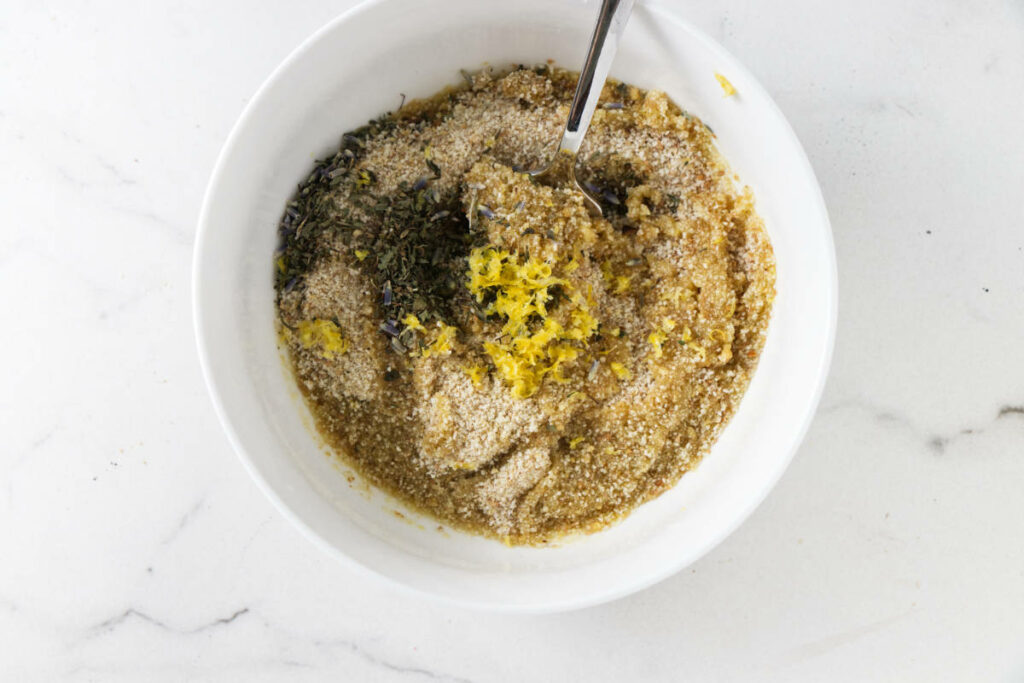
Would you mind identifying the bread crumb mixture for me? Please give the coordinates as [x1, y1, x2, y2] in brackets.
[275, 66, 775, 544]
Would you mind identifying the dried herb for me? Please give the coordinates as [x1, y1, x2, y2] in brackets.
[578, 153, 648, 219]
[665, 193, 681, 214]
[274, 112, 399, 294]
[274, 108, 477, 330]
[341, 178, 473, 325]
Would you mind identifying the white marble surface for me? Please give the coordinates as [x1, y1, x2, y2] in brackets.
[1, 0, 1022, 680]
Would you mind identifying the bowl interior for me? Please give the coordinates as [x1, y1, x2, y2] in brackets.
[194, 0, 835, 612]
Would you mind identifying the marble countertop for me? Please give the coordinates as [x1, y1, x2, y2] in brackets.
[2, 0, 1022, 680]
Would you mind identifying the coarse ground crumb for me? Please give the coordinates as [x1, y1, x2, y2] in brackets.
[275, 66, 775, 544]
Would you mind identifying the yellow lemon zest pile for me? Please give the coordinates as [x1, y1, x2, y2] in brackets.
[610, 362, 632, 380]
[354, 169, 374, 188]
[402, 314, 427, 333]
[715, 72, 736, 97]
[464, 364, 486, 387]
[647, 329, 668, 358]
[422, 322, 458, 359]
[569, 436, 585, 449]
[648, 317, 679, 359]
[296, 319, 349, 360]
[665, 286, 691, 305]
[677, 325, 707, 361]
[564, 250, 582, 274]
[467, 246, 599, 398]
[468, 247, 568, 335]
[601, 260, 632, 294]
[401, 314, 455, 359]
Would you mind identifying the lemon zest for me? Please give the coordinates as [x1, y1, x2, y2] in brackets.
[648, 329, 668, 358]
[675, 327, 706, 361]
[402, 314, 427, 333]
[296, 319, 349, 360]
[715, 72, 736, 97]
[666, 286, 691, 305]
[464, 364, 486, 387]
[467, 246, 598, 397]
[422, 322, 457, 358]
[354, 169, 373, 188]
[610, 362, 631, 380]
[564, 251, 581, 274]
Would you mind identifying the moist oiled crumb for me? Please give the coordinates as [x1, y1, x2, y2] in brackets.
[275, 66, 776, 545]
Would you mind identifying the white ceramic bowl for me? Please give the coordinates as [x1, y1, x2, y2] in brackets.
[194, 0, 836, 613]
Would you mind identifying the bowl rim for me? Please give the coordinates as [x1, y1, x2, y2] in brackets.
[193, 0, 838, 613]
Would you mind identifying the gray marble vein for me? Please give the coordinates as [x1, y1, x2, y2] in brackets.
[159, 496, 207, 546]
[311, 638, 477, 683]
[822, 397, 1024, 455]
[90, 607, 250, 637]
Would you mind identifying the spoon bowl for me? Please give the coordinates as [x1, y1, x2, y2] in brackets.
[529, 0, 636, 216]
[529, 150, 602, 215]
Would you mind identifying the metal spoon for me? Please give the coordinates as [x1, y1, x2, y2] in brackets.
[530, 0, 636, 216]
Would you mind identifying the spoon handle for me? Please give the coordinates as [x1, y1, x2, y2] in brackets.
[557, 0, 636, 156]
